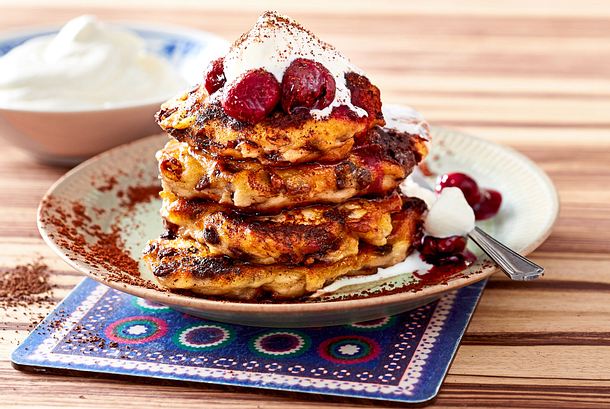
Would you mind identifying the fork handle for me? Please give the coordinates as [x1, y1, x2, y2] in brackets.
[468, 226, 544, 281]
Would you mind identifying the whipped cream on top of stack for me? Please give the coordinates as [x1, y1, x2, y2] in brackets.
[209, 11, 367, 119]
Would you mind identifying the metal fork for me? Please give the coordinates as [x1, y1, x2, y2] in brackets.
[411, 168, 544, 281]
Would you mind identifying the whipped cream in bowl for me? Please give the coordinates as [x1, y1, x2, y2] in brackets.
[0, 15, 189, 111]
[0, 16, 227, 163]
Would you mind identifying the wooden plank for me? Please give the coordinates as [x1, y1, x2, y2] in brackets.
[3, 0, 610, 18]
[0, 3, 609, 408]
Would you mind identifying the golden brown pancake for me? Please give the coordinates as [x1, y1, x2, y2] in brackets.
[156, 73, 384, 165]
[157, 126, 428, 212]
[143, 197, 426, 300]
[160, 189, 408, 265]
[145, 11, 434, 301]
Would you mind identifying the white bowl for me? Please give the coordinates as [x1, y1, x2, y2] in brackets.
[0, 23, 228, 165]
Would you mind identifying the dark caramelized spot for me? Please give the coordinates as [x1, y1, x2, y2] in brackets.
[157, 247, 177, 259]
[159, 229, 177, 240]
[195, 176, 211, 191]
[155, 105, 178, 123]
[192, 256, 239, 278]
[354, 126, 417, 172]
[203, 227, 221, 245]
[217, 160, 242, 174]
[161, 220, 179, 240]
[153, 262, 175, 278]
[354, 167, 374, 190]
[382, 129, 419, 168]
[334, 161, 356, 190]
[160, 157, 183, 181]
[227, 247, 252, 262]
[374, 244, 393, 255]
[262, 151, 284, 163]
[244, 218, 338, 257]
[402, 196, 428, 214]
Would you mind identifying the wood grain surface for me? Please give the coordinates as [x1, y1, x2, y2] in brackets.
[1, 1, 609, 408]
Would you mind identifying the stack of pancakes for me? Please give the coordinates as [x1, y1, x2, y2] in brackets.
[143, 22, 430, 301]
[144, 88, 429, 300]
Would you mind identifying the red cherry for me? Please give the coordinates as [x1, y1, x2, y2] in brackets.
[204, 57, 226, 94]
[419, 235, 467, 263]
[472, 188, 502, 220]
[436, 172, 482, 206]
[280, 58, 336, 114]
[222, 69, 280, 124]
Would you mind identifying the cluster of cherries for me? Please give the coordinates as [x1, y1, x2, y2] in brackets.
[419, 172, 503, 265]
[204, 57, 337, 124]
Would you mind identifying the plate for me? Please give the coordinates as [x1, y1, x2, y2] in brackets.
[37, 124, 559, 327]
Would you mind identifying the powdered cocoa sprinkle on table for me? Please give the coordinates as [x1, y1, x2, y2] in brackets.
[0, 259, 54, 309]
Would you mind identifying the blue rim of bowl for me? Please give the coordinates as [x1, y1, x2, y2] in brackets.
[0, 21, 228, 113]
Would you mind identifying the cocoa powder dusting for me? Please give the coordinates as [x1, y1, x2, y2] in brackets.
[96, 175, 118, 192]
[39, 188, 163, 291]
[89, 224, 140, 277]
[0, 259, 54, 309]
[121, 185, 161, 211]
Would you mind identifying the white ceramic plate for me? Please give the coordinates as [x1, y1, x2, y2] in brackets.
[38, 125, 558, 327]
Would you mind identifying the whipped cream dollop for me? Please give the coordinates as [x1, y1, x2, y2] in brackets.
[425, 187, 475, 237]
[0, 15, 187, 110]
[214, 11, 366, 118]
[401, 177, 476, 237]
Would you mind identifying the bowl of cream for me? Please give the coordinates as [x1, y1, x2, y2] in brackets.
[0, 15, 228, 164]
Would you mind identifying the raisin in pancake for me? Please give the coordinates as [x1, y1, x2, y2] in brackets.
[157, 126, 429, 212]
[143, 197, 426, 300]
[156, 73, 384, 165]
[160, 190, 409, 265]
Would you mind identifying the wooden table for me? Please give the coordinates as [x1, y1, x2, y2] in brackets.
[1, 2, 609, 408]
